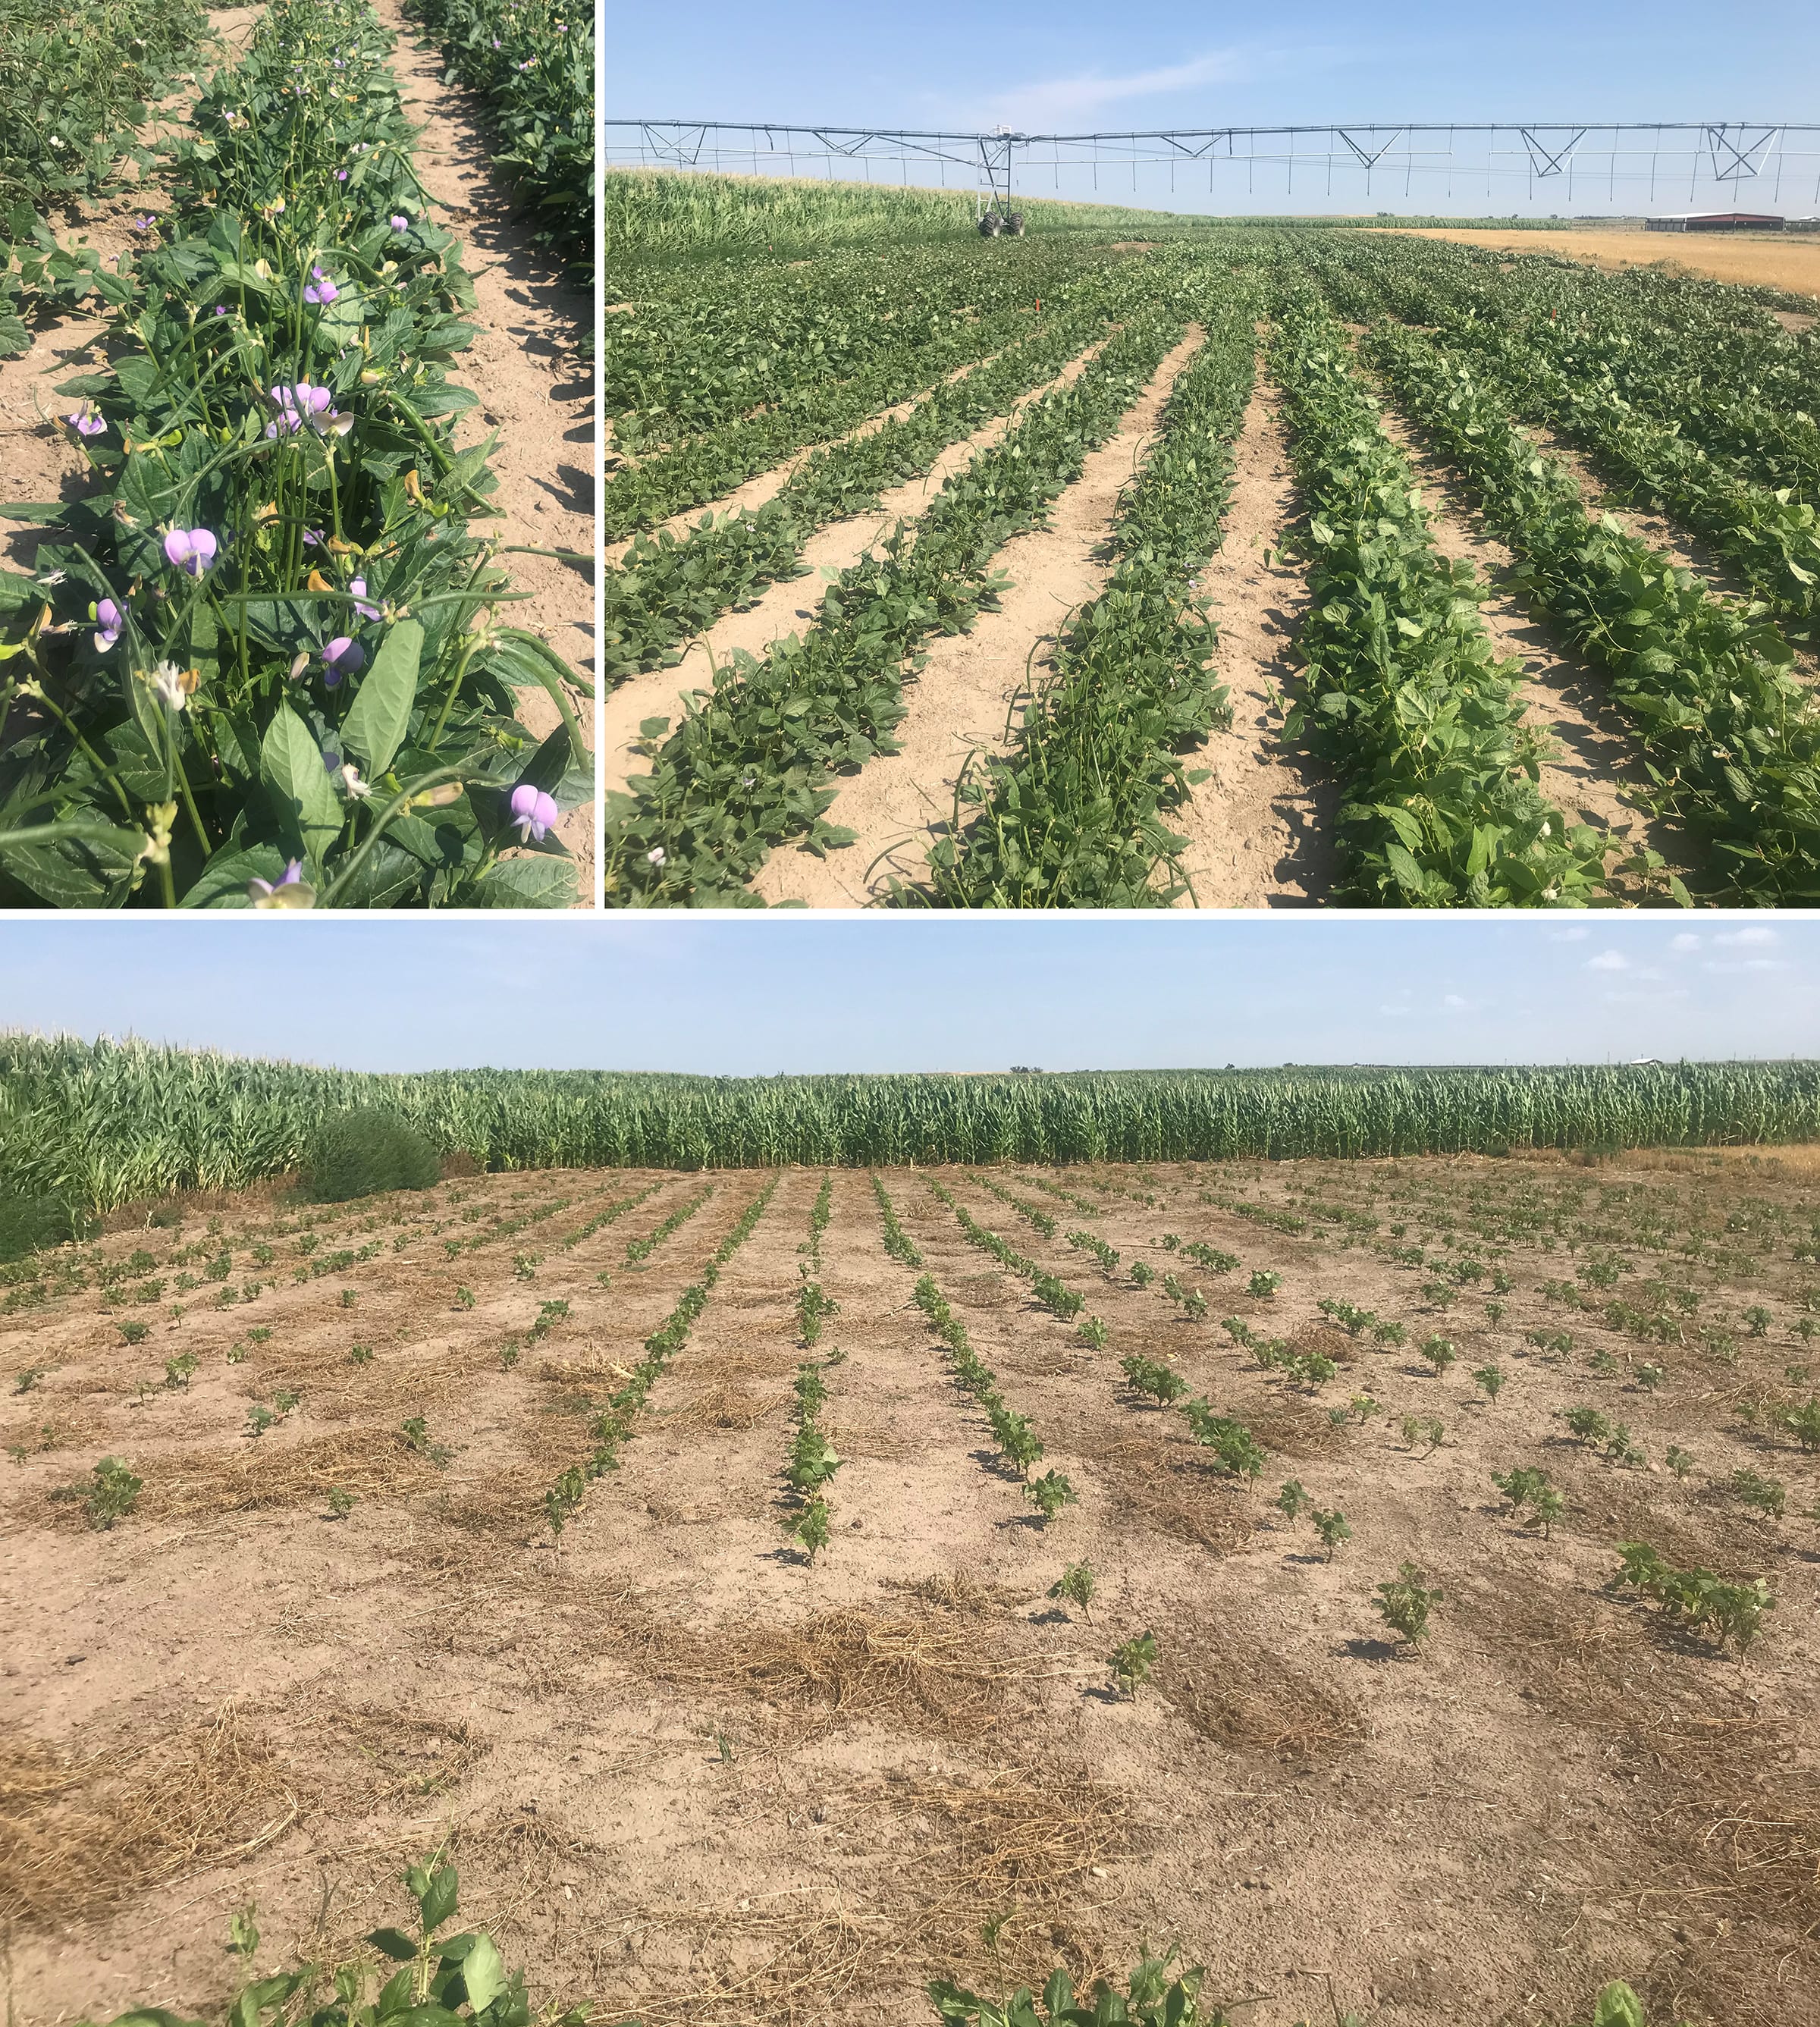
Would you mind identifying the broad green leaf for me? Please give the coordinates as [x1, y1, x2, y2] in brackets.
[341, 618, 422, 776]
[467, 855, 577, 908]
[260, 704, 342, 870]
[458, 1934, 507, 2013]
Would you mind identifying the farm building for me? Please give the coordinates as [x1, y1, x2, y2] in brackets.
[1645, 209, 1784, 231]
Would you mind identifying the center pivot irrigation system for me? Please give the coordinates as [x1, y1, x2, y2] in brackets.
[605, 119, 1820, 215]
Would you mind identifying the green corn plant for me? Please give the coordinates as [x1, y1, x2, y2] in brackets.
[1049, 1561, 1097, 1621]
[1111, 1630, 1159, 1699]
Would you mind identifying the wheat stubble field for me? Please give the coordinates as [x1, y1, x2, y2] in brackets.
[4, 1148, 1818, 2027]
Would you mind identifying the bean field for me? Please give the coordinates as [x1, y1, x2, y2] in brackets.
[5, 1148, 1818, 2025]
[0, 0, 594, 908]
[604, 215, 1820, 908]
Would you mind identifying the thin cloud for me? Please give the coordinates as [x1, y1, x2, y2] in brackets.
[973, 44, 1338, 130]
[1586, 950, 1629, 972]
[1714, 927, 1778, 948]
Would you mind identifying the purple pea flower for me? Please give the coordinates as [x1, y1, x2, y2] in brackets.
[322, 635, 365, 685]
[163, 527, 217, 576]
[67, 409, 105, 438]
[303, 528, 324, 548]
[334, 168, 347, 182]
[389, 213, 410, 231]
[509, 783, 559, 843]
[350, 576, 379, 620]
[246, 859, 311, 908]
[213, 305, 229, 315]
[303, 269, 340, 306]
[94, 597, 127, 651]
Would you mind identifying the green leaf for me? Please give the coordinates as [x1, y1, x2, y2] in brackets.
[368, 1927, 419, 1963]
[260, 704, 342, 870]
[177, 844, 290, 909]
[341, 618, 422, 777]
[467, 855, 577, 908]
[458, 1934, 507, 2013]
[418, 1863, 460, 1937]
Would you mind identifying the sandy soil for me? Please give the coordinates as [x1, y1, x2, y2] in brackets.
[373, 0, 594, 890]
[6, 1154, 1816, 2027]
[1374, 227, 1820, 300]
[601, 339, 1109, 814]
[747, 330, 1207, 908]
[1370, 403, 1695, 897]
[1166, 376, 1336, 908]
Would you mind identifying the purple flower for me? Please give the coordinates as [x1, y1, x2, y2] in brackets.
[303, 271, 340, 306]
[303, 528, 323, 548]
[130, 214, 156, 233]
[322, 635, 365, 686]
[67, 410, 105, 438]
[389, 212, 410, 231]
[246, 859, 312, 908]
[213, 305, 229, 315]
[350, 575, 379, 620]
[509, 783, 558, 843]
[94, 597, 127, 651]
[163, 527, 217, 576]
[334, 168, 347, 182]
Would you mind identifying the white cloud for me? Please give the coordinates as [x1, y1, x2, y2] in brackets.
[1586, 950, 1629, 972]
[1550, 926, 1592, 943]
[980, 49, 1254, 127]
[1714, 926, 1778, 948]
[1442, 993, 1468, 1011]
[1669, 933, 1701, 953]
[1702, 957, 1791, 975]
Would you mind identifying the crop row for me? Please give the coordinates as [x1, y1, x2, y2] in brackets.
[1268, 293, 1614, 908]
[0, 0, 588, 909]
[924, 291, 1260, 907]
[544, 1178, 779, 1540]
[0, 0, 206, 213]
[405, 0, 592, 281]
[1367, 321, 1820, 904]
[602, 303, 1118, 683]
[604, 311, 1188, 904]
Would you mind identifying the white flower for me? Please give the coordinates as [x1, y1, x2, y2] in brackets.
[146, 660, 195, 711]
[338, 761, 373, 800]
[646, 846, 666, 866]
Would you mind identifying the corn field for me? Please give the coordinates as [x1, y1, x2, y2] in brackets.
[5, 1033, 1820, 1210]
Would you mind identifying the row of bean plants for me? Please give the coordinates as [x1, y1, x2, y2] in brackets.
[0, 0, 588, 908]
[604, 312, 1188, 905]
[405, 0, 592, 281]
[602, 303, 1112, 683]
[1367, 321, 1820, 905]
[0, 0, 207, 211]
[545, 1178, 779, 1539]
[923, 293, 1260, 906]
[1268, 293, 1616, 907]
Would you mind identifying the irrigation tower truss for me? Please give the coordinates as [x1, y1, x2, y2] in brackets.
[604, 121, 1820, 213]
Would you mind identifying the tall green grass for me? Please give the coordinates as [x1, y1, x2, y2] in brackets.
[604, 167, 1212, 263]
[5, 1034, 1818, 1213]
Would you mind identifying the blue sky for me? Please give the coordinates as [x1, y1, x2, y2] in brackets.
[610, 1, 1817, 217]
[1, 918, 1815, 1075]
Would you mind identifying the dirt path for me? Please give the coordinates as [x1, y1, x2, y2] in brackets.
[1164, 376, 1336, 908]
[601, 337, 1109, 814]
[602, 349, 1009, 570]
[747, 329, 1207, 908]
[1371, 403, 1696, 897]
[373, 0, 594, 887]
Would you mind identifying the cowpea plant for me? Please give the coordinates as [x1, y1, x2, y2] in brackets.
[0, 0, 589, 909]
